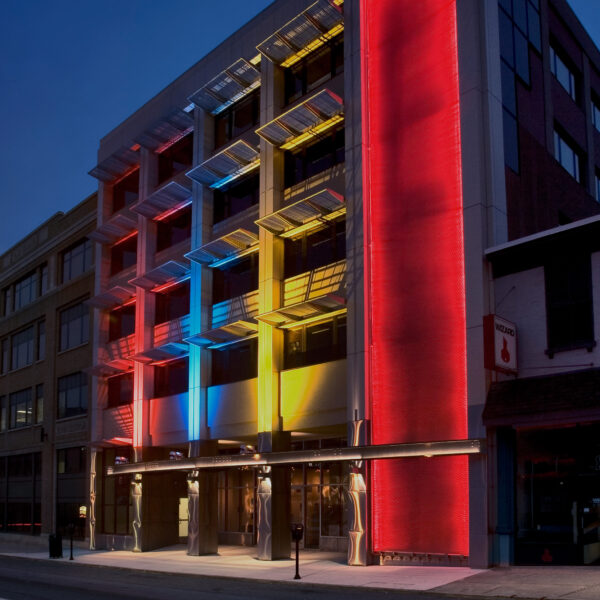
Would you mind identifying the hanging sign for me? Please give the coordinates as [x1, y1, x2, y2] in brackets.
[484, 315, 517, 374]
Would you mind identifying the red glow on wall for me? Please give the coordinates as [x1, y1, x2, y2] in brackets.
[361, 0, 469, 556]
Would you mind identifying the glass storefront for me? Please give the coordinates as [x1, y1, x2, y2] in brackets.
[516, 424, 600, 565]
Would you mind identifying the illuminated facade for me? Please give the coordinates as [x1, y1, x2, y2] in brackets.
[0, 195, 96, 541]
[88, 0, 600, 567]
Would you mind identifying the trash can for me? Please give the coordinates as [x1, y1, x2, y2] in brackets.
[49, 533, 63, 558]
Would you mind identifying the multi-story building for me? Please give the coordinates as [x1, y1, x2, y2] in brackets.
[88, 0, 600, 568]
[0, 194, 96, 541]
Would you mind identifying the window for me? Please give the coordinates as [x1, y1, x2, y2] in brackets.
[545, 252, 594, 354]
[11, 326, 34, 370]
[155, 280, 189, 325]
[9, 388, 33, 429]
[554, 130, 581, 182]
[102, 447, 132, 535]
[214, 90, 260, 149]
[550, 45, 577, 102]
[217, 469, 255, 534]
[3, 287, 11, 316]
[154, 358, 188, 397]
[284, 218, 345, 278]
[284, 128, 345, 188]
[0, 395, 6, 431]
[592, 98, 600, 133]
[110, 234, 137, 276]
[40, 264, 48, 296]
[35, 384, 43, 424]
[213, 173, 259, 224]
[57, 372, 88, 419]
[62, 238, 93, 283]
[157, 133, 194, 186]
[112, 169, 139, 213]
[107, 372, 133, 408]
[37, 320, 45, 361]
[1, 338, 8, 374]
[57, 447, 87, 475]
[596, 171, 600, 203]
[212, 254, 258, 304]
[14, 271, 37, 311]
[59, 302, 89, 351]
[108, 303, 136, 341]
[284, 35, 343, 105]
[211, 339, 257, 386]
[156, 205, 191, 252]
[284, 314, 346, 369]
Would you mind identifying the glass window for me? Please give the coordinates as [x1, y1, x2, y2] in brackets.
[156, 205, 191, 252]
[1, 338, 8, 374]
[284, 315, 346, 370]
[211, 339, 257, 386]
[37, 320, 45, 361]
[217, 469, 255, 534]
[0, 395, 6, 431]
[40, 264, 48, 296]
[545, 252, 594, 354]
[35, 384, 43, 424]
[592, 99, 600, 133]
[214, 90, 260, 149]
[503, 109, 520, 173]
[57, 372, 88, 419]
[59, 302, 90, 351]
[108, 303, 136, 341]
[213, 173, 259, 224]
[3, 287, 11, 316]
[157, 133, 194, 186]
[499, 8, 515, 68]
[14, 271, 37, 311]
[110, 234, 137, 276]
[9, 388, 33, 429]
[154, 358, 188, 397]
[112, 169, 139, 213]
[501, 60, 517, 116]
[553, 130, 580, 182]
[57, 447, 87, 475]
[514, 28, 529, 84]
[595, 172, 600, 203]
[107, 372, 134, 408]
[550, 46, 577, 101]
[527, 1, 541, 51]
[62, 238, 93, 283]
[11, 326, 34, 370]
[212, 254, 258, 304]
[102, 448, 132, 535]
[155, 280, 189, 325]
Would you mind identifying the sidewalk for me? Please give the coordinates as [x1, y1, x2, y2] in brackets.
[1, 536, 600, 599]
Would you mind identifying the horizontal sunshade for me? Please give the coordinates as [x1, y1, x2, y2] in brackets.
[86, 363, 131, 378]
[87, 284, 135, 310]
[256, 293, 345, 327]
[132, 180, 191, 219]
[186, 140, 259, 189]
[186, 229, 258, 266]
[188, 58, 260, 115]
[257, 0, 343, 67]
[88, 209, 138, 245]
[256, 189, 344, 237]
[134, 109, 194, 152]
[256, 89, 343, 149]
[89, 147, 139, 183]
[185, 320, 258, 349]
[132, 343, 189, 365]
[129, 260, 189, 291]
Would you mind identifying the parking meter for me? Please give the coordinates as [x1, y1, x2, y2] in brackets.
[291, 523, 304, 579]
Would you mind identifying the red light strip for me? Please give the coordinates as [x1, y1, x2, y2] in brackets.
[361, 0, 469, 556]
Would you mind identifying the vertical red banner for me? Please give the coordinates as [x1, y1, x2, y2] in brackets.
[360, 0, 469, 555]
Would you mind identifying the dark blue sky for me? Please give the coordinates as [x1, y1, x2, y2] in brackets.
[0, 0, 598, 256]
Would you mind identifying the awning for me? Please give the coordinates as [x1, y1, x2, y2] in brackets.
[256, 89, 343, 150]
[129, 261, 190, 292]
[87, 284, 136, 310]
[131, 343, 189, 365]
[257, 0, 343, 68]
[483, 367, 600, 427]
[132, 179, 192, 219]
[186, 320, 258, 349]
[256, 189, 344, 237]
[256, 293, 345, 327]
[89, 147, 140, 183]
[134, 109, 194, 152]
[186, 229, 258, 267]
[186, 140, 259, 189]
[88, 209, 138, 245]
[188, 58, 260, 115]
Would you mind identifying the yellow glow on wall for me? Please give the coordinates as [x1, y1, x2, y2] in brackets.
[280, 24, 344, 68]
[280, 115, 344, 150]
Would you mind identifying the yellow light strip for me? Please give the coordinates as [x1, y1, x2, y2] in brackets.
[249, 54, 262, 66]
[279, 207, 346, 239]
[280, 23, 344, 68]
[279, 307, 347, 330]
[280, 114, 344, 150]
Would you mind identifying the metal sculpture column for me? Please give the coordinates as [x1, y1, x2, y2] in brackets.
[131, 474, 143, 552]
[187, 471, 200, 555]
